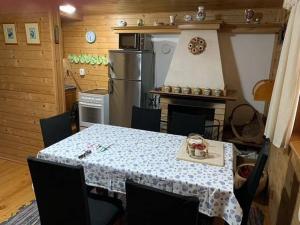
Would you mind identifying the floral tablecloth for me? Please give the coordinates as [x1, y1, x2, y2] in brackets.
[38, 124, 242, 225]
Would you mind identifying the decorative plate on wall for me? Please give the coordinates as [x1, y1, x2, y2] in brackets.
[161, 43, 172, 54]
[188, 37, 207, 55]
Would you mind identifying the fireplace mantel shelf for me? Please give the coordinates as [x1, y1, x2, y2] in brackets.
[149, 90, 237, 101]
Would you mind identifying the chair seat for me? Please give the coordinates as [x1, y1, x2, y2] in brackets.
[88, 197, 121, 225]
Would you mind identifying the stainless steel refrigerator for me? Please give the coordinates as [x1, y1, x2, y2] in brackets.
[108, 50, 154, 127]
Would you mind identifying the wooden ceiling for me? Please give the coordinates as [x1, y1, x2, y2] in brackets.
[68, 0, 283, 14]
[0, 0, 283, 14]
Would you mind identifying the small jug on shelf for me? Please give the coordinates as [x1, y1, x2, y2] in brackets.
[196, 6, 206, 21]
[169, 14, 177, 25]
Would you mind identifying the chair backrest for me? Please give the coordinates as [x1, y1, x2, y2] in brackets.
[131, 106, 161, 132]
[27, 157, 91, 225]
[126, 180, 199, 225]
[167, 111, 206, 136]
[40, 112, 72, 147]
[234, 138, 270, 225]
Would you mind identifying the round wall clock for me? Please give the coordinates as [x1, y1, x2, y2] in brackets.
[86, 31, 96, 44]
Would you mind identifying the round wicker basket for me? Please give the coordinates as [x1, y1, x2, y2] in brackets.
[234, 163, 268, 196]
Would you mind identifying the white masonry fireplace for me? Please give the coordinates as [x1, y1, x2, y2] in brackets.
[150, 22, 236, 139]
[164, 28, 225, 90]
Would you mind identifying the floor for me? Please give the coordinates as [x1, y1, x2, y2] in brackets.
[0, 158, 271, 225]
[0, 159, 35, 223]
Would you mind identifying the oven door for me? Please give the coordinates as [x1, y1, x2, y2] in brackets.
[79, 102, 103, 129]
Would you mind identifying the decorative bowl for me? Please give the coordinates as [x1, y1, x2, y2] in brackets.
[162, 86, 171, 93]
[214, 89, 222, 97]
[173, 86, 181, 93]
[193, 88, 201, 95]
[203, 88, 211, 96]
[182, 87, 191, 94]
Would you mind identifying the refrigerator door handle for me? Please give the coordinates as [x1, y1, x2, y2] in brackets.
[108, 62, 114, 79]
[108, 79, 113, 94]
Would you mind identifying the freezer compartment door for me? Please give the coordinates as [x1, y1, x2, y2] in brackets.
[109, 79, 141, 127]
[109, 51, 142, 80]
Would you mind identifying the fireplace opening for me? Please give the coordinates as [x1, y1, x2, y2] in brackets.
[167, 104, 220, 139]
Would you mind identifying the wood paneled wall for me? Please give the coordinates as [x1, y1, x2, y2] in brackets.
[268, 144, 300, 225]
[62, 8, 285, 92]
[0, 10, 62, 162]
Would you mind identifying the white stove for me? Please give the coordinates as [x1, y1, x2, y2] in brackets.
[79, 89, 109, 130]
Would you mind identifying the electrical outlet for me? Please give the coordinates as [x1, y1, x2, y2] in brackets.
[79, 68, 86, 76]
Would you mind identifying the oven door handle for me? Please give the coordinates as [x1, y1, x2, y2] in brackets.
[79, 102, 103, 108]
[108, 62, 114, 78]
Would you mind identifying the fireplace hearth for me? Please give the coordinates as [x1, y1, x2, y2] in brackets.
[156, 93, 235, 140]
[168, 104, 220, 139]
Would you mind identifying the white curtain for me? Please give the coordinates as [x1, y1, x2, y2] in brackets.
[264, 0, 300, 148]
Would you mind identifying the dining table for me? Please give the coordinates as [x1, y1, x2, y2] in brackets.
[37, 124, 243, 225]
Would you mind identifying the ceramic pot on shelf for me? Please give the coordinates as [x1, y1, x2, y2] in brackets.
[214, 89, 222, 97]
[203, 88, 211, 96]
[245, 9, 255, 23]
[193, 88, 201, 95]
[182, 87, 191, 94]
[137, 19, 144, 26]
[162, 86, 171, 93]
[196, 6, 206, 21]
[184, 15, 193, 22]
[169, 15, 177, 25]
[173, 86, 181, 93]
[117, 20, 127, 27]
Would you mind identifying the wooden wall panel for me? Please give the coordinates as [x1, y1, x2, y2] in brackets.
[62, 8, 285, 93]
[0, 11, 61, 162]
[268, 144, 300, 225]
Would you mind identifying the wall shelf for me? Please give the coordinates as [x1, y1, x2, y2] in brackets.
[112, 25, 180, 34]
[112, 22, 283, 34]
[222, 23, 283, 34]
[149, 89, 238, 101]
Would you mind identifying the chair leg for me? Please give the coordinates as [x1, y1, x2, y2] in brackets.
[113, 215, 125, 225]
[212, 217, 227, 225]
[198, 213, 213, 225]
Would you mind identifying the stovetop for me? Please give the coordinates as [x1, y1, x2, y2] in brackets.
[79, 89, 108, 104]
[82, 89, 108, 95]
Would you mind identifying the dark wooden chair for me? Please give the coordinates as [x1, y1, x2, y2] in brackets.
[234, 138, 270, 225]
[28, 157, 123, 225]
[125, 180, 199, 225]
[131, 106, 161, 132]
[40, 112, 73, 147]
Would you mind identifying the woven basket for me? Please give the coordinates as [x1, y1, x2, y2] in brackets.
[234, 163, 268, 196]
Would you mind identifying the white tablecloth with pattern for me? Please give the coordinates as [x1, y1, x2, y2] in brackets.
[37, 124, 242, 225]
